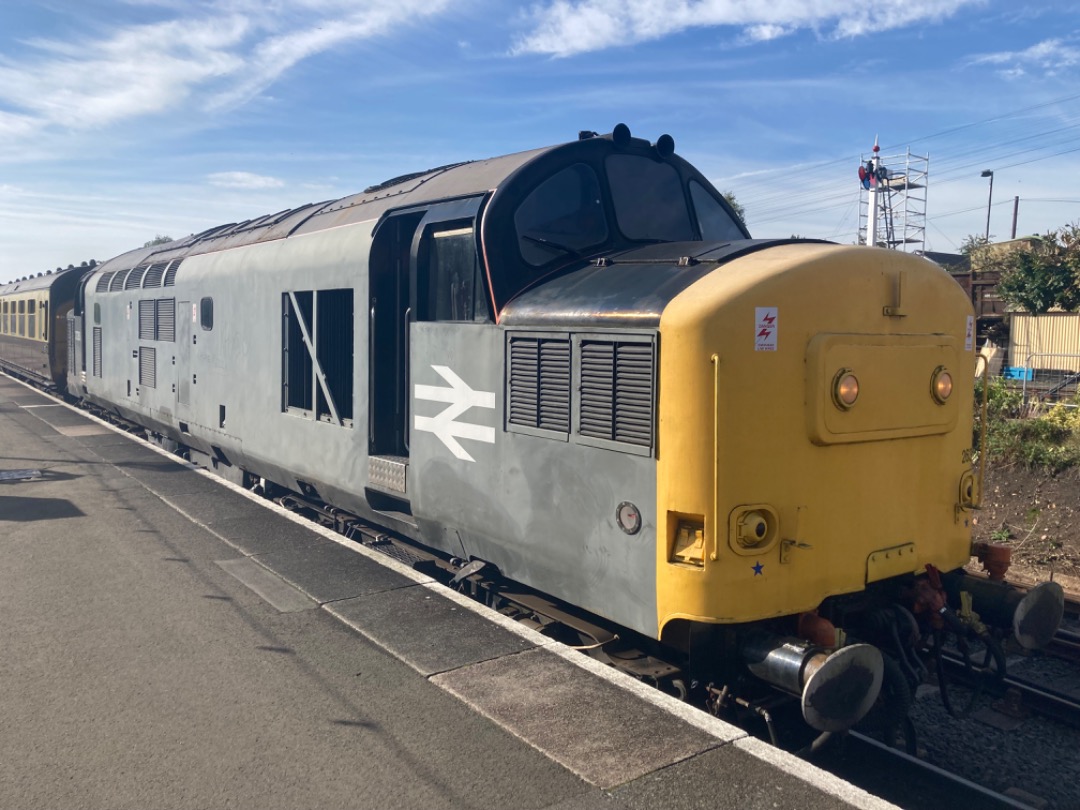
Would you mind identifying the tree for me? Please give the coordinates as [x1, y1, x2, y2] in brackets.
[722, 191, 746, 226]
[960, 234, 990, 255]
[993, 225, 1080, 313]
[143, 234, 173, 247]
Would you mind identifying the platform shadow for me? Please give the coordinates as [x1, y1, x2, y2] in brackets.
[0, 495, 85, 521]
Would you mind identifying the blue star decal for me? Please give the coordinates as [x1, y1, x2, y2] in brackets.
[752, 561, 764, 576]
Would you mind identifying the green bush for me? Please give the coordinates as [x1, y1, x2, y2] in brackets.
[976, 379, 1080, 473]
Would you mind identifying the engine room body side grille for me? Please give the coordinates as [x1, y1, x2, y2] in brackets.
[507, 335, 571, 435]
[138, 300, 156, 340]
[92, 327, 102, 377]
[139, 346, 156, 388]
[125, 266, 148, 289]
[67, 327, 75, 376]
[95, 272, 115, 293]
[163, 258, 183, 287]
[109, 269, 131, 292]
[580, 340, 655, 449]
[156, 298, 176, 342]
[142, 262, 168, 288]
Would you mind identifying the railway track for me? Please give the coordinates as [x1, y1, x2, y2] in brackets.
[815, 731, 1038, 810]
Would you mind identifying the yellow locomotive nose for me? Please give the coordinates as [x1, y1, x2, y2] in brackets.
[655, 243, 975, 632]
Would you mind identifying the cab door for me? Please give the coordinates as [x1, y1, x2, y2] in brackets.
[366, 197, 485, 504]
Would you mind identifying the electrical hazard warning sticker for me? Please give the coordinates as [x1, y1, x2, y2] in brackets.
[755, 307, 778, 352]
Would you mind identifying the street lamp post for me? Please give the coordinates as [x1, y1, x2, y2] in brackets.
[981, 169, 994, 242]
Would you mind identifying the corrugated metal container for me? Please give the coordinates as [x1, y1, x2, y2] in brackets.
[1010, 313, 1080, 371]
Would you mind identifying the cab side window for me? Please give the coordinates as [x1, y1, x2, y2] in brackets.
[421, 225, 491, 323]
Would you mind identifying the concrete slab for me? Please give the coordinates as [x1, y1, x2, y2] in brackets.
[327, 584, 537, 676]
[216, 557, 317, 613]
[22, 403, 102, 429]
[3, 391, 53, 407]
[431, 647, 722, 789]
[73, 431, 150, 448]
[119, 465, 236, 498]
[610, 739, 878, 810]
[53, 423, 114, 436]
[255, 538, 415, 604]
[166, 497, 332, 557]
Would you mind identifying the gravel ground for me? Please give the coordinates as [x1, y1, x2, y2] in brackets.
[909, 650, 1080, 810]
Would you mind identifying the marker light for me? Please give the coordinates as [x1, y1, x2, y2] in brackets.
[932, 367, 953, 404]
[832, 370, 859, 410]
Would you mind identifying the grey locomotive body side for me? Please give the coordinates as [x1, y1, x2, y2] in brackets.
[75, 218, 661, 635]
[65, 130, 748, 639]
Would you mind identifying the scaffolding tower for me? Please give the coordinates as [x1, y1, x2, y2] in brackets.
[858, 145, 929, 252]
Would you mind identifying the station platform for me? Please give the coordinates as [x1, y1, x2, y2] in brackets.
[0, 373, 897, 810]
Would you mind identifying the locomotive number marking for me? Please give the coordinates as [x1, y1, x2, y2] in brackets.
[414, 365, 496, 462]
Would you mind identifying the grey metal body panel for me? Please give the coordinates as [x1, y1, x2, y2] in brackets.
[81, 224, 399, 525]
[500, 239, 816, 328]
[409, 322, 658, 636]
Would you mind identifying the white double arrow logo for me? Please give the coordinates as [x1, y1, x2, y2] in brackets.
[414, 365, 496, 462]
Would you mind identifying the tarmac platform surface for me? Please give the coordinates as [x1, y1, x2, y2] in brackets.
[0, 373, 898, 810]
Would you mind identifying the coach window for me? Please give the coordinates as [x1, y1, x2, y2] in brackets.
[18, 300, 25, 336]
[200, 297, 213, 330]
[420, 225, 491, 323]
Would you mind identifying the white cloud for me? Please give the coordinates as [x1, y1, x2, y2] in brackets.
[740, 24, 794, 44]
[512, 0, 984, 57]
[208, 171, 285, 188]
[0, 0, 451, 141]
[967, 38, 1080, 77]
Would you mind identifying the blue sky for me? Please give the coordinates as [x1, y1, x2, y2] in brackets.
[2, 0, 1080, 281]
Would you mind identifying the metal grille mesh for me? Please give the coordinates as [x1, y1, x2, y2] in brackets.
[109, 270, 130, 292]
[508, 336, 571, 433]
[125, 266, 148, 289]
[142, 262, 168, 288]
[139, 346, 156, 388]
[92, 327, 102, 377]
[163, 259, 183, 287]
[580, 340, 654, 448]
[156, 299, 175, 342]
[138, 300, 155, 340]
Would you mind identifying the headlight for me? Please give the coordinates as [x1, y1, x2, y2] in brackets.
[832, 369, 859, 409]
[931, 366, 953, 404]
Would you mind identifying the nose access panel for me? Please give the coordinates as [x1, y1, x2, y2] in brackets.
[806, 333, 959, 445]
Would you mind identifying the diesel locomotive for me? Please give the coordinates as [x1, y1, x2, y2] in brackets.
[1, 125, 1063, 737]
